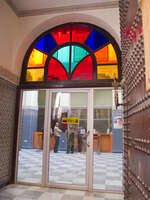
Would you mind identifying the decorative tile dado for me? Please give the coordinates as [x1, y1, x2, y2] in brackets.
[0, 77, 17, 187]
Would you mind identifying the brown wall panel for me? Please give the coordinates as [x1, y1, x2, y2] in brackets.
[119, 0, 150, 199]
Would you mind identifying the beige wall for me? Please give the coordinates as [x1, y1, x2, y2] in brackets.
[140, 0, 150, 91]
[0, 1, 19, 83]
[1, 1, 120, 83]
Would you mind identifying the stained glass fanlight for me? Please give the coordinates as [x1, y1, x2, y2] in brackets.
[23, 23, 120, 83]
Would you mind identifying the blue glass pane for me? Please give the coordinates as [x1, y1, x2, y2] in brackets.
[35, 34, 57, 54]
[53, 46, 70, 72]
[85, 30, 109, 51]
[71, 45, 89, 72]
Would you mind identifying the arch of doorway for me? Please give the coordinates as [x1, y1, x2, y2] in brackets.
[14, 13, 120, 83]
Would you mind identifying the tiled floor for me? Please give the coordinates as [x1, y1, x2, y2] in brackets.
[17, 150, 122, 192]
[0, 184, 124, 200]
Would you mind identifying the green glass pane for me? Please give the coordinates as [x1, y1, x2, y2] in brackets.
[71, 45, 89, 72]
[53, 46, 70, 72]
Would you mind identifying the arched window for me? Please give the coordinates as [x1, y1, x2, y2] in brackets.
[21, 23, 121, 88]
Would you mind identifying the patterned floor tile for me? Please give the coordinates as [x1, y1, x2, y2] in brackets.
[61, 194, 83, 200]
[21, 190, 43, 199]
[83, 197, 104, 200]
[38, 192, 63, 200]
[4, 188, 26, 196]
[65, 190, 85, 196]
[0, 185, 124, 200]
[17, 150, 123, 192]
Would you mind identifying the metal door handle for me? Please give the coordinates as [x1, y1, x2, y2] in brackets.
[85, 131, 90, 138]
[87, 131, 90, 135]
[86, 142, 90, 147]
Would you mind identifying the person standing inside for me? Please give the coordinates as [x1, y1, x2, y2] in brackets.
[54, 122, 62, 153]
[66, 126, 75, 154]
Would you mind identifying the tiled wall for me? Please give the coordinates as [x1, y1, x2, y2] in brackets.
[0, 77, 17, 188]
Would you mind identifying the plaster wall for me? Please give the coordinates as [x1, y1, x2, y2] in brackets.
[0, 1, 19, 83]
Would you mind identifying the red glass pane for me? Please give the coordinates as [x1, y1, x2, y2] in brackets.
[51, 25, 71, 45]
[71, 56, 93, 80]
[48, 57, 68, 80]
[72, 25, 92, 43]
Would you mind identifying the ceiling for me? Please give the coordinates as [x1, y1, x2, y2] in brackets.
[6, 0, 119, 17]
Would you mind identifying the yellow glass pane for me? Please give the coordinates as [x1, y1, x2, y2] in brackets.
[94, 44, 117, 64]
[97, 65, 118, 79]
[27, 49, 47, 67]
[26, 69, 44, 82]
[108, 44, 117, 62]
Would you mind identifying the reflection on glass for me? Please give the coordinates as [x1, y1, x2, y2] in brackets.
[49, 92, 88, 185]
[97, 65, 118, 79]
[94, 108, 112, 134]
[17, 90, 46, 183]
[93, 89, 123, 191]
[26, 68, 44, 82]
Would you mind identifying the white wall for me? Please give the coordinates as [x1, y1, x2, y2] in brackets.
[0, 1, 19, 77]
[0, 2, 120, 82]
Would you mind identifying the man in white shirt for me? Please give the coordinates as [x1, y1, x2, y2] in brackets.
[54, 122, 62, 153]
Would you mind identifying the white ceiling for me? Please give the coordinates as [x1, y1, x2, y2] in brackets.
[6, 0, 119, 17]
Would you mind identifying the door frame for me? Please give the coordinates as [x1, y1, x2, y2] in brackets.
[15, 87, 122, 193]
[43, 88, 94, 191]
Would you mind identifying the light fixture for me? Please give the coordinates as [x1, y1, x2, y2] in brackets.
[112, 75, 125, 109]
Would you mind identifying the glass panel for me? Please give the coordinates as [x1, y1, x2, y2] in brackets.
[71, 45, 89, 72]
[27, 49, 47, 67]
[95, 45, 108, 64]
[85, 30, 109, 51]
[108, 44, 117, 62]
[51, 25, 71, 45]
[95, 44, 118, 64]
[71, 56, 93, 80]
[94, 89, 112, 106]
[93, 89, 123, 191]
[53, 46, 70, 72]
[97, 65, 118, 79]
[72, 25, 91, 43]
[17, 90, 46, 184]
[26, 68, 44, 82]
[49, 92, 88, 186]
[35, 34, 57, 54]
[48, 57, 68, 80]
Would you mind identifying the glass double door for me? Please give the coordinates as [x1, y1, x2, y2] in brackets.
[17, 88, 123, 192]
[44, 89, 93, 190]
